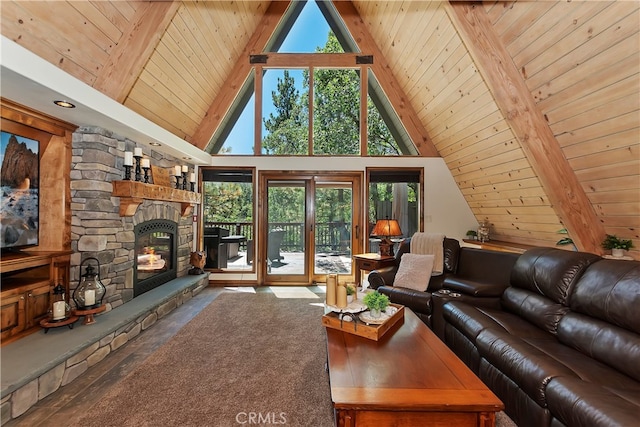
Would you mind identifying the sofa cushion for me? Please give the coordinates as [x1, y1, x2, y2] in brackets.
[569, 259, 640, 334]
[393, 253, 434, 291]
[557, 312, 640, 382]
[502, 287, 569, 336]
[546, 376, 640, 427]
[510, 248, 600, 305]
[476, 328, 578, 407]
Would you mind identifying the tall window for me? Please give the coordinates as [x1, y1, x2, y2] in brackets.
[201, 168, 255, 271]
[367, 168, 422, 251]
[216, 1, 412, 156]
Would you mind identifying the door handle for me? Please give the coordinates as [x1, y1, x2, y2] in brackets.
[355, 225, 359, 239]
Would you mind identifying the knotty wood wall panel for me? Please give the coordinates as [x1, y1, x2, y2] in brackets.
[123, 1, 269, 143]
[484, 0, 640, 256]
[354, 1, 563, 248]
[0, 1, 140, 85]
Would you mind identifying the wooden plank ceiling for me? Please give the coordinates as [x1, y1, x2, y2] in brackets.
[1, 0, 638, 258]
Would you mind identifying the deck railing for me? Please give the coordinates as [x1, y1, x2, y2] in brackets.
[203, 221, 352, 253]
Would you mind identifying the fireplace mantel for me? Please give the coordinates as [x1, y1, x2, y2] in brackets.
[112, 181, 201, 216]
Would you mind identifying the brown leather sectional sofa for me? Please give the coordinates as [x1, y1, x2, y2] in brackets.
[369, 241, 640, 427]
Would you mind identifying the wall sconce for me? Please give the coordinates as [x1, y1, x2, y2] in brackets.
[371, 218, 403, 256]
[73, 257, 106, 310]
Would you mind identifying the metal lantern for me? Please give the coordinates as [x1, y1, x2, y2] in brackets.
[51, 284, 70, 321]
[73, 257, 106, 310]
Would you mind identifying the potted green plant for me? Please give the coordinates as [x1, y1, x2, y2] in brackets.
[601, 234, 634, 257]
[346, 284, 356, 303]
[466, 230, 478, 240]
[363, 290, 390, 318]
[556, 228, 577, 251]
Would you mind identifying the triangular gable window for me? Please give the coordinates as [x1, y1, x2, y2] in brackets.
[214, 0, 414, 156]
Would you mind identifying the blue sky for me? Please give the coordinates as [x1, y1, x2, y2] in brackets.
[222, 1, 330, 154]
[1, 131, 39, 165]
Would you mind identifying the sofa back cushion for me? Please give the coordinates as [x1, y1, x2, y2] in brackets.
[569, 259, 640, 334]
[509, 248, 600, 305]
[502, 287, 569, 335]
[559, 259, 640, 381]
[455, 248, 519, 286]
[557, 313, 640, 381]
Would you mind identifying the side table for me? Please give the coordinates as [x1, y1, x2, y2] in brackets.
[353, 253, 395, 287]
[74, 305, 106, 325]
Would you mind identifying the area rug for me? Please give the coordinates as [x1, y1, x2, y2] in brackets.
[75, 291, 334, 427]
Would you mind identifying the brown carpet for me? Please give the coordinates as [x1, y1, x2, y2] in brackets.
[76, 291, 334, 427]
[75, 289, 518, 427]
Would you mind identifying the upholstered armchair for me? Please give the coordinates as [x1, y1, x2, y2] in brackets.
[367, 237, 461, 325]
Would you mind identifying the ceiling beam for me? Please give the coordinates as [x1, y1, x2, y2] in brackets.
[93, 1, 180, 103]
[333, 1, 439, 157]
[446, 1, 604, 254]
[191, 1, 291, 150]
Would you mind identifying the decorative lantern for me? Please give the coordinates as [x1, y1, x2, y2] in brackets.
[51, 284, 70, 321]
[73, 257, 106, 310]
[478, 220, 491, 243]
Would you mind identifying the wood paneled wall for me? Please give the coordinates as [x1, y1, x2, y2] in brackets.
[355, 0, 639, 257]
[124, 1, 269, 141]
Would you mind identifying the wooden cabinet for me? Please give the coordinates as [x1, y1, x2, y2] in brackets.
[1, 251, 71, 344]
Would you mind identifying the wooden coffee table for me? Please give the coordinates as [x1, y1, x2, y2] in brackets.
[325, 308, 503, 427]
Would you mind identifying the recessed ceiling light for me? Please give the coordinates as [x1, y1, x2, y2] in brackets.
[53, 100, 75, 108]
[182, 156, 192, 160]
[149, 142, 162, 146]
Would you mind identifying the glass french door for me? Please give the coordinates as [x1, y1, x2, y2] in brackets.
[260, 172, 362, 285]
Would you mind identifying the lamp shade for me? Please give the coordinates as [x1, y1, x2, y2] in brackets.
[371, 218, 402, 237]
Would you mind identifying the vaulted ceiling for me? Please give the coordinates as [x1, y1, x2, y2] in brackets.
[1, 1, 638, 257]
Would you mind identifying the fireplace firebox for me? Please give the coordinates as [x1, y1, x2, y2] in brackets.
[134, 220, 177, 297]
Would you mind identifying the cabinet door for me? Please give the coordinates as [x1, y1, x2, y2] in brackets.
[27, 285, 51, 327]
[1, 293, 26, 341]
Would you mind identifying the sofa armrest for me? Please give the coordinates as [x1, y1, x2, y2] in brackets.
[378, 285, 432, 318]
[367, 267, 397, 289]
[431, 291, 502, 340]
[443, 277, 508, 297]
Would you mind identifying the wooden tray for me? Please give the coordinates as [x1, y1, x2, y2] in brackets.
[322, 303, 404, 341]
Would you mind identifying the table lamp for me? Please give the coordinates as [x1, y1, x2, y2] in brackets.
[371, 218, 402, 256]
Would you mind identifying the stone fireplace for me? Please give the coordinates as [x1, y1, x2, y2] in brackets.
[70, 126, 196, 309]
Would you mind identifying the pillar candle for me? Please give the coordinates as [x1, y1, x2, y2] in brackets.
[124, 151, 133, 166]
[190, 172, 196, 183]
[52, 301, 66, 320]
[326, 274, 336, 306]
[182, 165, 189, 173]
[336, 284, 347, 308]
[141, 158, 150, 168]
[85, 289, 95, 306]
[174, 165, 182, 176]
[134, 147, 142, 157]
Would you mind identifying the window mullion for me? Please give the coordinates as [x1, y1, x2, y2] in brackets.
[308, 66, 314, 156]
[360, 66, 368, 156]
[254, 65, 263, 155]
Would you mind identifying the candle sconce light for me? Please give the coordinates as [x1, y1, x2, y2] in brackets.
[73, 257, 106, 310]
